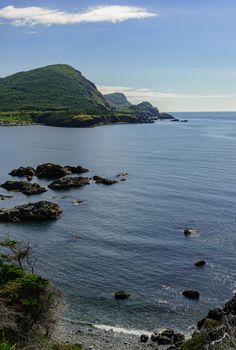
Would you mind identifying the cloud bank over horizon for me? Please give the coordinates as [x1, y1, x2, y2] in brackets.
[98, 85, 236, 112]
[0, 5, 157, 26]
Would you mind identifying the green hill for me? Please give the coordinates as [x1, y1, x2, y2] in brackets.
[103, 92, 132, 111]
[0, 64, 166, 127]
[0, 64, 111, 113]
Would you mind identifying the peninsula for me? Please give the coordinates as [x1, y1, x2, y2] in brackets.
[0, 64, 173, 127]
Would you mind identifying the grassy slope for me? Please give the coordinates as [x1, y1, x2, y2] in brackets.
[0, 64, 110, 113]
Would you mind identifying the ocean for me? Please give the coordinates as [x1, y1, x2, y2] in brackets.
[0, 112, 235, 333]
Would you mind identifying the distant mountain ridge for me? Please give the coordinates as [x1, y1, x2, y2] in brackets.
[104, 94, 160, 118]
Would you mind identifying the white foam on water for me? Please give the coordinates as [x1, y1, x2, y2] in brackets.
[93, 324, 153, 336]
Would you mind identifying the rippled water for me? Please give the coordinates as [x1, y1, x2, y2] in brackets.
[0, 112, 235, 332]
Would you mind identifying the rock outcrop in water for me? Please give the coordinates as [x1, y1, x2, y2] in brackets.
[36, 163, 71, 179]
[1, 180, 47, 195]
[184, 228, 196, 236]
[48, 176, 90, 190]
[195, 260, 206, 267]
[182, 290, 200, 300]
[93, 176, 118, 185]
[114, 291, 131, 299]
[0, 201, 62, 222]
[9, 166, 36, 177]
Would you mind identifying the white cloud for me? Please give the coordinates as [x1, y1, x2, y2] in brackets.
[0, 5, 157, 26]
[98, 85, 234, 100]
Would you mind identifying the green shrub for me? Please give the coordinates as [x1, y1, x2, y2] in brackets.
[0, 342, 15, 350]
[181, 334, 206, 350]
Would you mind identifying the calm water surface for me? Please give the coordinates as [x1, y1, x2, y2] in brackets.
[0, 112, 236, 332]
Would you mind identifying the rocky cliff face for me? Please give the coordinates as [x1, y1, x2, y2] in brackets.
[181, 293, 236, 350]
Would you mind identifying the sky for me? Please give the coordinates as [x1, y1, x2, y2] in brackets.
[0, 0, 236, 112]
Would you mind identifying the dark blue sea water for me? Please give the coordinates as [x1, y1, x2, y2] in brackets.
[0, 112, 236, 333]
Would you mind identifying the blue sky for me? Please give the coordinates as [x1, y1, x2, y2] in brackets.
[0, 0, 236, 111]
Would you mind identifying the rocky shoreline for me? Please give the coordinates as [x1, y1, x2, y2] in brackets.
[55, 319, 184, 350]
[55, 292, 236, 350]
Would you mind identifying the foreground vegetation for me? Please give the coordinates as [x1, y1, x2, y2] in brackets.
[0, 238, 82, 350]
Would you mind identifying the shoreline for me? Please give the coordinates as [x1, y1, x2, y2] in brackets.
[54, 318, 191, 350]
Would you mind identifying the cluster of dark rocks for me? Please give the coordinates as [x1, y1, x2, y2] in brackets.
[9, 163, 89, 180]
[0, 163, 126, 223]
[140, 329, 185, 349]
[7, 163, 122, 188]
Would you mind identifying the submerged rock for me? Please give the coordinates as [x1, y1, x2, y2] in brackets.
[93, 176, 118, 185]
[1, 181, 47, 195]
[195, 260, 206, 267]
[0, 201, 62, 222]
[116, 173, 128, 178]
[114, 291, 130, 300]
[9, 166, 36, 177]
[73, 200, 84, 206]
[182, 290, 200, 300]
[36, 163, 70, 179]
[0, 194, 13, 200]
[48, 176, 90, 190]
[184, 228, 196, 236]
